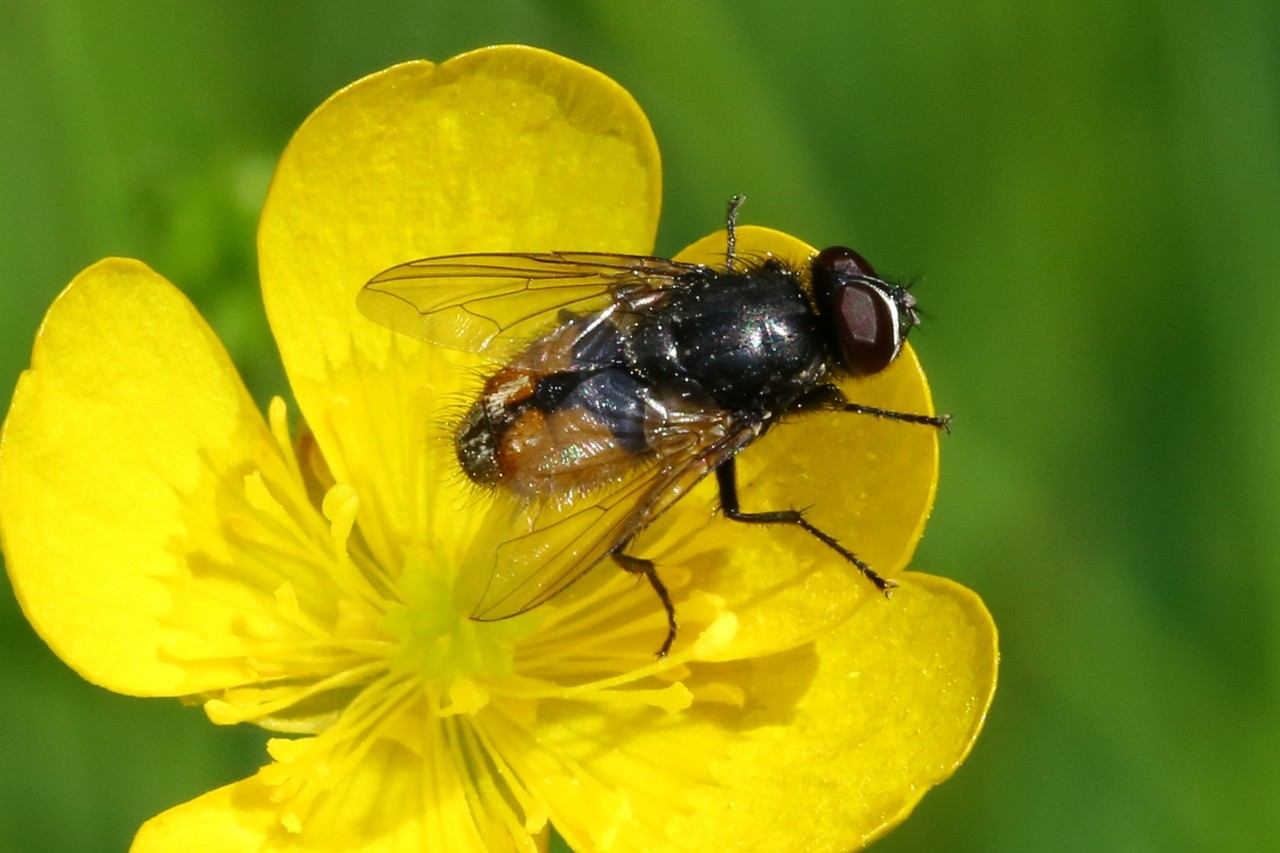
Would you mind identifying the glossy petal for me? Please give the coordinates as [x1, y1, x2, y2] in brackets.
[131, 778, 281, 853]
[536, 573, 997, 851]
[132, 734, 553, 853]
[257, 46, 663, 571]
[0, 259, 314, 695]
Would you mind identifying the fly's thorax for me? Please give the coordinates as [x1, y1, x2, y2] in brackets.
[628, 266, 828, 412]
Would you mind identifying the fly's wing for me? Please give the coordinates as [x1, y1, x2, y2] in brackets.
[357, 252, 704, 355]
[459, 414, 762, 623]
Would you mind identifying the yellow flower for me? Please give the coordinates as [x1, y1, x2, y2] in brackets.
[0, 45, 997, 852]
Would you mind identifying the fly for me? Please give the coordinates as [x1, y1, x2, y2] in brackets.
[357, 197, 948, 655]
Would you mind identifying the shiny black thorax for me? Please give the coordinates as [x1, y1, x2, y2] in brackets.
[623, 263, 828, 412]
[522, 262, 830, 451]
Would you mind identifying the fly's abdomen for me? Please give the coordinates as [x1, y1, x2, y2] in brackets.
[455, 365, 685, 500]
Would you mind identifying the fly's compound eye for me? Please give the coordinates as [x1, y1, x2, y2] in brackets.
[815, 245, 878, 279]
[812, 246, 915, 376]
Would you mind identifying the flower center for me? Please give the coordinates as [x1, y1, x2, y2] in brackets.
[380, 559, 522, 717]
[184, 398, 741, 840]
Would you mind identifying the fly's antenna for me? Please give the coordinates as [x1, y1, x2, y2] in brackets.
[725, 194, 746, 272]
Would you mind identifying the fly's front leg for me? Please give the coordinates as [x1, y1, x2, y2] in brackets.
[842, 401, 952, 431]
[797, 383, 952, 431]
[715, 458, 896, 594]
[611, 547, 678, 657]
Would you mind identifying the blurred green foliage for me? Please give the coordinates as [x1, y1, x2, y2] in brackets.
[3, 1, 1279, 850]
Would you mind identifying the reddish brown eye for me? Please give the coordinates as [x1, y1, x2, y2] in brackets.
[811, 246, 905, 376]
[832, 281, 898, 375]
[815, 245, 878, 278]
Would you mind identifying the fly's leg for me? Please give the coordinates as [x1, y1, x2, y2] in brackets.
[612, 548, 678, 657]
[724, 194, 746, 272]
[715, 458, 896, 595]
[841, 401, 952, 431]
[795, 383, 952, 431]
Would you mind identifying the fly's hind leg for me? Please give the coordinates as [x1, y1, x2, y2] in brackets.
[611, 547, 678, 657]
[715, 457, 897, 595]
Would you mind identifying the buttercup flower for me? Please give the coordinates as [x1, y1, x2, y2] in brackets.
[0, 45, 997, 852]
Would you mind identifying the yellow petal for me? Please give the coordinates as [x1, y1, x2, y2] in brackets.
[632, 226, 940, 659]
[536, 572, 997, 851]
[257, 46, 663, 571]
[131, 736, 551, 853]
[0, 259, 306, 695]
[130, 777, 281, 853]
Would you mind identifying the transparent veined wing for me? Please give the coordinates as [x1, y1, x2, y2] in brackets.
[357, 251, 705, 355]
[458, 412, 762, 624]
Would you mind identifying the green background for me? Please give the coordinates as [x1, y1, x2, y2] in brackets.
[3, 1, 1278, 850]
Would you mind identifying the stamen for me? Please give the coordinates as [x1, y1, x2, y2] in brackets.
[267, 396, 304, 484]
[480, 706, 631, 846]
[452, 718, 549, 837]
[496, 672, 694, 713]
